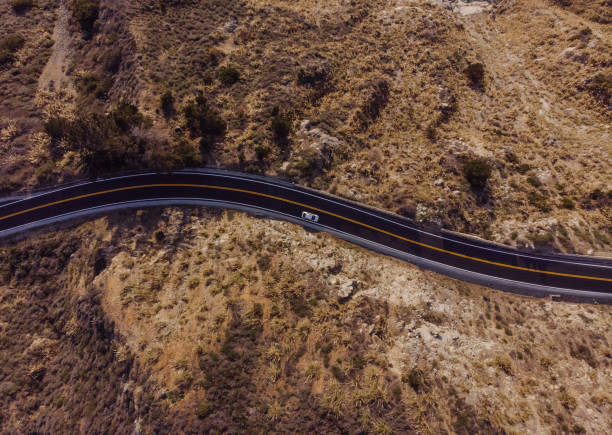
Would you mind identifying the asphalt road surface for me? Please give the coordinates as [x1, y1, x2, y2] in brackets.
[1, 170, 610, 303]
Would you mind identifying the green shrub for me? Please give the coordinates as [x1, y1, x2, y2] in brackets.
[463, 157, 492, 189]
[72, 0, 100, 33]
[218, 64, 240, 86]
[10, 0, 35, 14]
[465, 62, 485, 87]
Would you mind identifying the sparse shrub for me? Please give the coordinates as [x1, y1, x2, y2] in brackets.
[585, 73, 611, 108]
[218, 64, 240, 86]
[463, 157, 492, 189]
[197, 400, 211, 419]
[517, 163, 530, 174]
[527, 175, 542, 188]
[254, 144, 270, 160]
[252, 303, 263, 319]
[174, 370, 193, 390]
[528, 191, 550, 212]
[72, 0, 100, 33]
[256, 254, 271, 271]
[10, 0, 34, 14]
[492, 356, 513, 375]
[465, 62, 485, 87]
[188, 277, 200, 289]
[402, 368, 425, 392]
[352, 355, 366, 370]
[297, 62, 331, 87]
[330, 365, 345, 382]
[561, 197, 575, 209]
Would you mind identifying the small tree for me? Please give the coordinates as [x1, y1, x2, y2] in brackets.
[463, 157, 492, 189]
[465, 62, 485, 88]
[10, 0, 35, 14]
[72, 0, 100, 33]
[218, 64, 240, 86]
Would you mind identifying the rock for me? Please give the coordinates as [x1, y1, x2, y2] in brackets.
[300, 119, 311, 131]
[337, 279, 358, 303]
[434, 178, 444, 187]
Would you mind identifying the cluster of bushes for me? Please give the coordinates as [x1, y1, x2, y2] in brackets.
[43, 102, 147, 176]
[0, 34, 25, 67]
[10, 0, 35, 14]
[72, 0, 100, 33]
[183, 91, 226, 151]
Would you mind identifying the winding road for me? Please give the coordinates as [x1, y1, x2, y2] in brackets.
[0, 170, 611, 303]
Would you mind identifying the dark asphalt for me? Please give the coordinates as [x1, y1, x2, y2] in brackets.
[0, 170, 610, 301]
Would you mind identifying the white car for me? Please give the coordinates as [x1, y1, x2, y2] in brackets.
[301, 211, 319, 223]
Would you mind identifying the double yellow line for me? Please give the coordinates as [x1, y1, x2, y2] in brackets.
[2, 183, 611, 283]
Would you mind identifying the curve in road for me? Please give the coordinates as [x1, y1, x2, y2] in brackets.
[0, 170, 610, 303]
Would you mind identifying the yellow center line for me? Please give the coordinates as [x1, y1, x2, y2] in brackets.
[2, 183, 611, 283]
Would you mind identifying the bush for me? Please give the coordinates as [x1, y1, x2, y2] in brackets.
[270, 108, 292, 144]
[101, 49, 122, 73]
[0, 51, 14, 67]
[183, 92, 226, 150]
[465, 62, 485, 87]
[160, 90, 174, 116]
[172, 140, 202, 167]
[402, 368, 425, 392]
[0, 34, 26, 53]
[76, 72, 113, 98]
[463, 158, 492, 189]
[10, 0, 34, 14]
[72, 0, 100, 33]
[218, 64, 240, 86]
[561, 197, 575, 209]
[43, 116, 72, 140]
[197, 400, 211, 419]
[109, 101, 143, 132]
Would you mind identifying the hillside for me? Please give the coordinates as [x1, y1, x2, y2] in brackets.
[0, 0, 611, 433]
[0, 210, 611, 433]
[0, 0, 610, 253]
